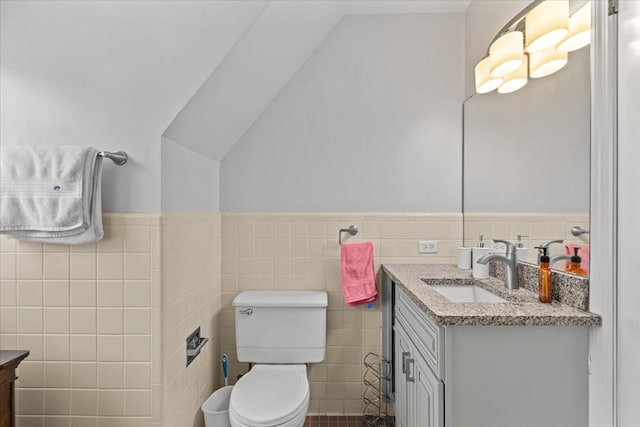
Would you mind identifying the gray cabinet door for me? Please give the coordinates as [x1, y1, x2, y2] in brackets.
[414, 352, 444, 427]
[394, 324, 411, 427]
[396, 320, 444, 427]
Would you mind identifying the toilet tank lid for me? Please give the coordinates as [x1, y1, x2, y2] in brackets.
[233, 291, 328, 308]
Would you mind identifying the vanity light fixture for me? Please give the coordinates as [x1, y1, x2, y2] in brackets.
[525, 0, 569, 53]
[474, 0, 591, 95]
[475, 57, 504, 94]
[557, 1, 591, 52]
[489, 31, 524, 77]
[529, 47, 568, 78]
[498, 55, 529, 93]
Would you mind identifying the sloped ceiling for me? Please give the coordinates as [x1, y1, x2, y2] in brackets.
[163, 0, 471, 161]
[1, 0, 268, 143]
[1, 0, 271, 211]
[1, 0, 470, 165]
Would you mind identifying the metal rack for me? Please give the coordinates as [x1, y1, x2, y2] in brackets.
[363, 352, 392, 426]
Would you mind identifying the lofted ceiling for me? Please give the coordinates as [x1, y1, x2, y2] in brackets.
[1, 0, 471, 163]
[163, 0, 472, 160]
[1, 0, 268, 142]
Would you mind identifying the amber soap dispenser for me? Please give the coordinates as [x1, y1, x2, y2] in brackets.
[566, 247, 588, 276]
[536, 246, 552, 303]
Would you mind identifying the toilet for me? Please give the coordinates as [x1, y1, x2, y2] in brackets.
[229, 290, 328, 427]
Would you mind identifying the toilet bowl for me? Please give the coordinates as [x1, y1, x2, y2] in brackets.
[229, 364, 309, 427]
[222, 290, 327, 427]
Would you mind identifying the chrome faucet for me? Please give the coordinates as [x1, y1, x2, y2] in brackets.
[477, 239, 519, 290]
[538, 239, 564, 264]
[550, 254, 571, 266]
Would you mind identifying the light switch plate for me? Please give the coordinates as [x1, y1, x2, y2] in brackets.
[418, 240, 438, 254]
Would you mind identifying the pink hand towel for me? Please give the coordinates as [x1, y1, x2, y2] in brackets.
[340, 241, 378, 307]
[565, 243, 590, 273]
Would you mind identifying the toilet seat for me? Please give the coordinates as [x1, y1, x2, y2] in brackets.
[229, 364, 309, 427]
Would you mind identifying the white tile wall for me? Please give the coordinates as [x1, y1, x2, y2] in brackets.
[1, 214, 156, 427]
[220, 212, 462, 415]
[1, 212, 222, 427]
[157, 213, 221, 427]
[5, 211, 586, 421]
[463, 213, 590, 264]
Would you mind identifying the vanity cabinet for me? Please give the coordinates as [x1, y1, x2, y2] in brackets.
[392, 286, 590, 427]
[394, 322, 443, 427]
[394, 289, 444, 427]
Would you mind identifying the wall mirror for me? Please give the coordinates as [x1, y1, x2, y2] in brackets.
[462, 41, 590, 275]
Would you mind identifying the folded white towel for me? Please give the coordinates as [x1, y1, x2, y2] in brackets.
[0, 145, 104, 244]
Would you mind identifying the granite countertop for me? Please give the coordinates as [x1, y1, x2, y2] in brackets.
[382, 264, 602, 327]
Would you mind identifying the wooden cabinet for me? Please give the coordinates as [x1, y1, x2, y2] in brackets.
[0, 351, 29, 427]
[393, 286, 590, 427]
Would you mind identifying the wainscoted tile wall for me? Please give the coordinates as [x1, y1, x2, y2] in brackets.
[220, 213, 462, 415]
[463, 213, 590, 264]
[1, 210, 588, 422]
[0, 213, 221, 427]
[0, 214, 157, 427]
[158, 213, 221, 427]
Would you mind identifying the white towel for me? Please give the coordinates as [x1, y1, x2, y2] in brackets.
[0, 145, 104, 244]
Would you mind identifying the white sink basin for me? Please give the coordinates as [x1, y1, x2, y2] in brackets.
[430, 285, 506, 303]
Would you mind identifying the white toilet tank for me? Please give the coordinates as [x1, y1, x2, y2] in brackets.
[233, 290, 328, 363]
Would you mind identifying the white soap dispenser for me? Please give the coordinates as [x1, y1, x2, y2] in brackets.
[515, 234, 529, 263]
[472, 235, 492, 279]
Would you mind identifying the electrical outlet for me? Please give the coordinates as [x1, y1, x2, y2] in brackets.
[418, 240, 438, 254]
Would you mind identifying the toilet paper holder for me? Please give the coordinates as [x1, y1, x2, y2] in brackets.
[186, 326, 209, 367]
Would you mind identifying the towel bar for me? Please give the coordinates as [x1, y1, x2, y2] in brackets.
[98, 151, 128, 165]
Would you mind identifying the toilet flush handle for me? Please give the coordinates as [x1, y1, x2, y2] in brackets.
[239, 308, 253, 315]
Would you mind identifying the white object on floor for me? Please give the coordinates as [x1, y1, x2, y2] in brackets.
[202, 385, 233, 427]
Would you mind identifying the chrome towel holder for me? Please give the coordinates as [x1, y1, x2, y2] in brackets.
[571, 225, 590, 237]
[98, 151, 128, 166]
[338, 225, 359, 245]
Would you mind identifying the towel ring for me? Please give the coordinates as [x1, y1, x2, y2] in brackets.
[339, 225, 359, 245]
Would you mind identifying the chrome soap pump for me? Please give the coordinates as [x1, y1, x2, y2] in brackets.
[472, 235, 492, 279]
[515, 234, 529, 262]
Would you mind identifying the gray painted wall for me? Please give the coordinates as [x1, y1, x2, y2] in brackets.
[0, 1, 266, 212]
[463, 48, 590, 213]
[221, 13, 465, 212]
[462, 0, 590, 214]
[161, 137, 219, 212]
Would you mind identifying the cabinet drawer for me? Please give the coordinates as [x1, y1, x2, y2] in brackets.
[395, 287, 444, 379]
